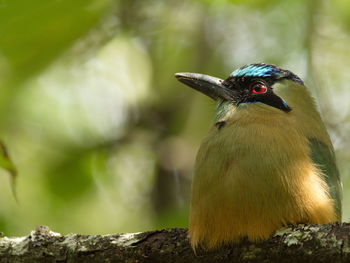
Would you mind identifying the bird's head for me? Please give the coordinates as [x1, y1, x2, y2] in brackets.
[175, 63, 305, 113]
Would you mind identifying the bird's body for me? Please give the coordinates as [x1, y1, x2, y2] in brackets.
[175, 64, 341, 250]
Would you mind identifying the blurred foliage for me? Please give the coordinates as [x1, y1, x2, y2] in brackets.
[0, 0, 350, 237]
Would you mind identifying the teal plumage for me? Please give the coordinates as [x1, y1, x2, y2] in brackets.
[309, 138, 342, 218]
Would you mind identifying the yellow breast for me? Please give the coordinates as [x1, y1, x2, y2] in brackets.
[189, 102, 337, 250]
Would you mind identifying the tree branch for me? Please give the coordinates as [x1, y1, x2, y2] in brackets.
[0, 223, 349, 262]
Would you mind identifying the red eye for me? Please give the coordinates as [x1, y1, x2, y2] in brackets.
[250, 82, 268, 94]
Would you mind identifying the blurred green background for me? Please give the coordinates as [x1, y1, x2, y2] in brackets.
[0, 0, 350, 236]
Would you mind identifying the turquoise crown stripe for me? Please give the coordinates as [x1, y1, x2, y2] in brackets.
[230, 64, 277, 78]
[229, 63, 304, 85]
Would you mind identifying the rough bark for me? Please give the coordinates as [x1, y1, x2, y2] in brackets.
[0, 223, 349, 263]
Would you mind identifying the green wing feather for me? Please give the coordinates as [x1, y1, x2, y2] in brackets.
[309, 138, 342, 220]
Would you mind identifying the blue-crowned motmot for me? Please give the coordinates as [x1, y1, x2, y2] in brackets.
[175, 63, 342, 250]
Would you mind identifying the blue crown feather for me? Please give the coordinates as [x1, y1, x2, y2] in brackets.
[231, 64, 277, 78]
[230, 63, 304, 84]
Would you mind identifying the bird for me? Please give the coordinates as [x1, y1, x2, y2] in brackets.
[175, 63, 342, 250]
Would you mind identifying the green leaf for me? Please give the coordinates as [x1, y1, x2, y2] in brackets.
[0, 141, 18, 202]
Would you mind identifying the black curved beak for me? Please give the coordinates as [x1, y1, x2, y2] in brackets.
[175, 73, 232, 101]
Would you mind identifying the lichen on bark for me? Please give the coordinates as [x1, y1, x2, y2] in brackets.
[0, 223, 349, 263]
